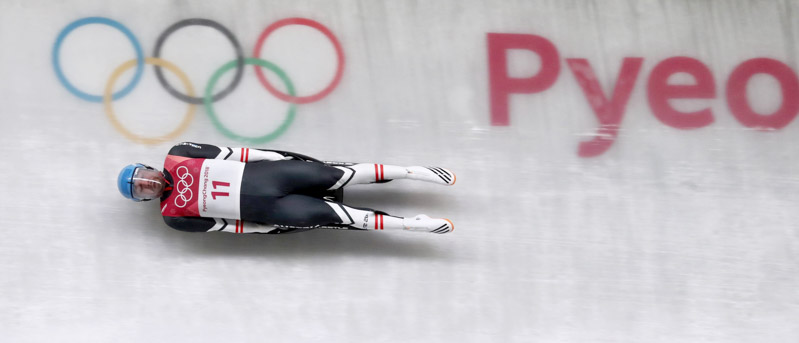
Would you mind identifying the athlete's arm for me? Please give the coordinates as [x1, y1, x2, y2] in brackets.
[168, 142, 290, 162]
[163, 216, 283, 234]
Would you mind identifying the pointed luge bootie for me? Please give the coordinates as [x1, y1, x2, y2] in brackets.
[405, 166, 456, 186]
[403, 214, 454, 234]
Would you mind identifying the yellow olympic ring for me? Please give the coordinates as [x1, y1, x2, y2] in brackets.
[103, 57, 196, 145]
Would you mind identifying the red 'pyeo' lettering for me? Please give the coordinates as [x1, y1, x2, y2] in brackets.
[487, 32, 799, 157]
[567, 58, 643, 157]
[726, 58, 799, 130]
[487, 33, 560, 125]
[647, 57, 716, 129]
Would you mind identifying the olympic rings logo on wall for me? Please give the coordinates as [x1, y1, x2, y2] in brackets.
[52, 16, 345, 145]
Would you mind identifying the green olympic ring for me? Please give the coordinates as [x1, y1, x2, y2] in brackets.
[205, 58, 296, 144]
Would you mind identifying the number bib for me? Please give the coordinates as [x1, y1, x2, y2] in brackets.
[161, 156, 245, 219]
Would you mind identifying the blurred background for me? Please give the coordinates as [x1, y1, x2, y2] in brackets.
[1, 0, 797, 341]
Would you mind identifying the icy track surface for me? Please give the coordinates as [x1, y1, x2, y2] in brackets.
[1, 0, 798, 342]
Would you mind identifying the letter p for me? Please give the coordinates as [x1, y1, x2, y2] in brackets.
[487, 33, 560, 125]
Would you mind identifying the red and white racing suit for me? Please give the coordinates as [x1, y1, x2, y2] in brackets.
[160, 142, 356, 234]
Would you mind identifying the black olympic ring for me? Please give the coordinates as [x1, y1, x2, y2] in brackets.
[152, 18, 245, 105]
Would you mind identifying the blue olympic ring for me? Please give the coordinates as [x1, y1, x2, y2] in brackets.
[52, 17, 145, 102]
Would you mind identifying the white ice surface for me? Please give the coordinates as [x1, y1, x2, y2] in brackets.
[1, 0, 798, 342]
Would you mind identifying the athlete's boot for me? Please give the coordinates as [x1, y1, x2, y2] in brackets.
[403, 214, 454, 234]
[405, 166, 456, 186]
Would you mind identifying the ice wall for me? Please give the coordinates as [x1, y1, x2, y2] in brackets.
[1, 0, 797, 342]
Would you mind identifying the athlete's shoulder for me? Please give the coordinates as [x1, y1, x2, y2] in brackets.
[162, 215, 216, 233]
[167, 142, 221, 158]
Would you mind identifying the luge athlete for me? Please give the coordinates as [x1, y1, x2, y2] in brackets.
[117, 142, 455, 234]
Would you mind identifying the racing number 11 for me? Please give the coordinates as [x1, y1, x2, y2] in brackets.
[212, 181, 230, 199]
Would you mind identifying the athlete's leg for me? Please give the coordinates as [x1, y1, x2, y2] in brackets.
[241, 193, 453, 233]
[242, 160, 345, 196]
[244, 194, 341, 227]
[329, 164, 456, 190]
[243, 160, 457, 196]
[324, 201, 455, 234]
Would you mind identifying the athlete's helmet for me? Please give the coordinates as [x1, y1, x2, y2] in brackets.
[117, 163, 164, 202]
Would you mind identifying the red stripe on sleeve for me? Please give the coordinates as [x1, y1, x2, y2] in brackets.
[379, 214, 384, 230]
[240, 148, 244, 162]
[374, 164, 379, 181]
[245, 148, 250, 162]
[380, 164, 384, 181]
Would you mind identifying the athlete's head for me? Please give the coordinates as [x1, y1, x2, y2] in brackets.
[117, 163, 166, 202]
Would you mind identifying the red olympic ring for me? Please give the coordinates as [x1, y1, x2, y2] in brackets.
[253, 17, 346, 104]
